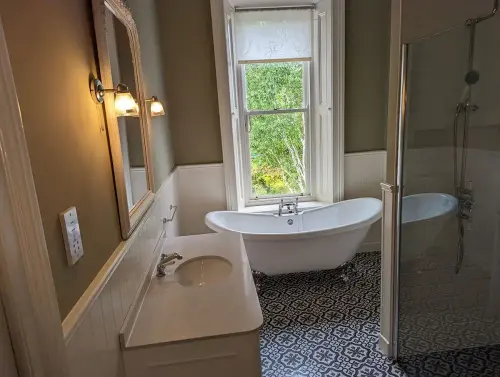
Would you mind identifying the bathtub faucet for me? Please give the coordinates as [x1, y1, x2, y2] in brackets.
[278, 198, 299, 216]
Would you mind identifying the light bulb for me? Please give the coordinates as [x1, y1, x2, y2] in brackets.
[115, 92, 136, 115]
[150, 99, 165, 116]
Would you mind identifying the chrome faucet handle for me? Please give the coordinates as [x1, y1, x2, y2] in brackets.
[161, 252, 182, 261]
[157, 253, 183, 277]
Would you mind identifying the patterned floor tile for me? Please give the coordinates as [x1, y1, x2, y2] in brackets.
[258, 253, 405, 377]
[258, 252, 500, 376]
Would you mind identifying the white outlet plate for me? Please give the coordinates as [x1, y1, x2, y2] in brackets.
[59, 206, 84, 266]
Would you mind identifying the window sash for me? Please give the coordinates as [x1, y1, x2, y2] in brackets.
[239, 62, 312, 204]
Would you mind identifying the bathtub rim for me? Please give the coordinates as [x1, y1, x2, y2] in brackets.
[205, 197, 382, 241]
[401, 193, 458, 225]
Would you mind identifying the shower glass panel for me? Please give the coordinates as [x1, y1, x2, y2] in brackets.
[397, 15, 500, 369]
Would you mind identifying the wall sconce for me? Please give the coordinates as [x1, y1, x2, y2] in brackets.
[146, 96, 166, 117]
[91, 78, 137, 116]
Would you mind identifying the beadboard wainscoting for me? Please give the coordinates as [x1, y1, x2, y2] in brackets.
[177, 163, 227, 236]
[344, 150, 387, 200]
[63, 170, 179, 377]
[345, 151, 387, 252]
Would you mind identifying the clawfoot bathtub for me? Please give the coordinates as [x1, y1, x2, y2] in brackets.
[205, 198, 382, 275]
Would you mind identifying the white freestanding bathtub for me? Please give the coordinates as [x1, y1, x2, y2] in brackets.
[400, 193, 458, 261]
[205, 198, 382, 275]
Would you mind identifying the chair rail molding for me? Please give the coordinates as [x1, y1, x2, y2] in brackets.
[0, 16, 69, 377]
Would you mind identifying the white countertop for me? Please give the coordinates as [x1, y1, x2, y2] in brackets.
[125, 233, 263, 348]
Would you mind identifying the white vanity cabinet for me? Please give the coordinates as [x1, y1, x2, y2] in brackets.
[121, 233, 263, 377]
[123, 331, 262, 377]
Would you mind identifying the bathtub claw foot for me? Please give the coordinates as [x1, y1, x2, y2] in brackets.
[346, 262, 357, 275]
[338, 261, 356, 284]
[252, 270, 267, 292]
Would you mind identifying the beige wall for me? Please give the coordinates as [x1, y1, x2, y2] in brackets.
[345, 0, 391, 152]
[156, 0, 223, 165]
[0, 0, 122, 318]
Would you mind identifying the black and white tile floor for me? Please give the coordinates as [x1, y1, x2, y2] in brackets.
[258, 252, 405, 377]
[257, 252, 500, 376]
[397, 344, 500, 377]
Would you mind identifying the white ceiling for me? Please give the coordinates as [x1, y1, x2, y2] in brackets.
[230, 0, 317, 7]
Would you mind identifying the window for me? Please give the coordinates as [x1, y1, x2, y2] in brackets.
[241, 61, 310, 200]
[214, 1, 344, 210]
[235, 9, 313, 205]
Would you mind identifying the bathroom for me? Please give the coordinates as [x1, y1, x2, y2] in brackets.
[1, 0, 500, 377]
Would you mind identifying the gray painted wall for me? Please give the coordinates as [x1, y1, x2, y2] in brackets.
[155, 0, 392, 164]
[128, 0, 175, 187]
[156, 0, 223, 165]
[345, 0, 391, 152]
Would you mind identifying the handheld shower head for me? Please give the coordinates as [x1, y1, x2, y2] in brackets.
[458, 70, 480, 105]
[465, 70, 480, 85]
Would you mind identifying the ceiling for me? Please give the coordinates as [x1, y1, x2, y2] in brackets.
[230, 0, 317, 7]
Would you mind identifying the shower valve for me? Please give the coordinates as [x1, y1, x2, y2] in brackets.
[462, 199, 475, 212]
[460, 213, 472, 221]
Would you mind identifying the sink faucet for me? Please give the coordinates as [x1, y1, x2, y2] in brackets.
[278, 197, 299, 216]
[156, 253, 183, 277]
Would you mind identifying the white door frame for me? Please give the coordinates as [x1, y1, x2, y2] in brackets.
[0, 14, 69, 377]
[211, 0, 242, 211]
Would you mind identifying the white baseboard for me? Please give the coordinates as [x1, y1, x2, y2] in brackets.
[358, 241, 381, 254]
[64, 170, 179, 377]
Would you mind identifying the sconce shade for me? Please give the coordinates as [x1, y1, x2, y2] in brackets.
[115, 92, 136, 116]
[149, 96, 165, 116]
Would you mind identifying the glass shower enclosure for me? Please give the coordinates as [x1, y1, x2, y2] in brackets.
[395, 2, 500, 375]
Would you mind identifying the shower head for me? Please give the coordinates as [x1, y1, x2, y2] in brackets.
[465, 70, 480, 85]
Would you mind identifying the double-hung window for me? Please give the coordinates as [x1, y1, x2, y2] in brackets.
[235, 9, 313, 204]
[220, 2, 343, 210]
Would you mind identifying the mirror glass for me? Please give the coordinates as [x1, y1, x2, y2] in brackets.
[105, 7, 148, 211]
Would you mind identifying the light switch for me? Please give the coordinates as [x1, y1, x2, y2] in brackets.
[59, 206, 84, 266]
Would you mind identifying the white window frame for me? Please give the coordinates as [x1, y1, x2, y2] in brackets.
[238, 61, 313, 206]
[210, 0, 344, 211]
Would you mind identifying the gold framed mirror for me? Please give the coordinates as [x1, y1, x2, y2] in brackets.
[91, 0, 155, 239]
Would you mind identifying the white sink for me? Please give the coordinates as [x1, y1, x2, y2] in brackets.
[175, 256, 232, 287]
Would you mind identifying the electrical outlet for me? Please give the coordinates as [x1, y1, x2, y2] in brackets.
[59, 207, 84, 266]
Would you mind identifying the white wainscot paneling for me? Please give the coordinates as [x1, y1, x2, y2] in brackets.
[345, 151, 386, 252]
[344, 151, 386, 200]
[177, 163, 227, 236]
[130, 167, 147, 204]
[64, 171, 179, 377]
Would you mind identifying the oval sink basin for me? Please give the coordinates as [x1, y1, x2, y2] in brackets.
[175, 256, 232, 287]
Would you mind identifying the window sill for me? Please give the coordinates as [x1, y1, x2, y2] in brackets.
[238, 201, 329, 214]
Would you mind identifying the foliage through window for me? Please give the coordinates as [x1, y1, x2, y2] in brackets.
[244, 62, 308, 198]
